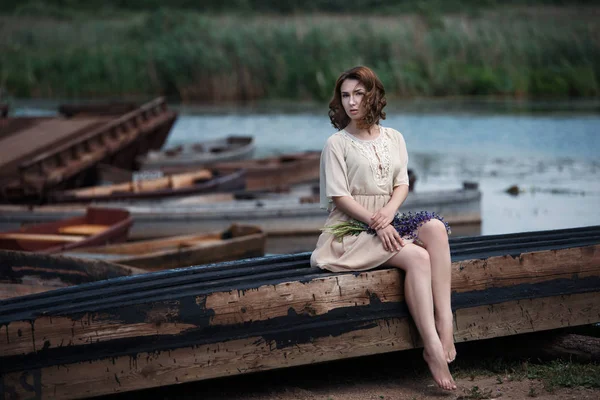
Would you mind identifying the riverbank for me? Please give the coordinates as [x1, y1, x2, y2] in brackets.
[1, 6, 599, 102]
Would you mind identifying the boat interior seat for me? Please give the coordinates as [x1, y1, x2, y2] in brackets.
[0, 233, 85, 242]
[58, 224, 109, 236]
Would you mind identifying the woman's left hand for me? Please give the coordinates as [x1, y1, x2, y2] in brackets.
[370, 206, 395, 231]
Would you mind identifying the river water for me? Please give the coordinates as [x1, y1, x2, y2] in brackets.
[13, 99, 600, 237]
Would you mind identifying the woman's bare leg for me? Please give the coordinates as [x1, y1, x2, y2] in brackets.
[386, 244, 456, 390]
[417, 219, 456, 362]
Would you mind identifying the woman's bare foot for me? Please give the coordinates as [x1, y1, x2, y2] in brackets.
[436, 313, 457, 363]
[423, 342, 457, 391]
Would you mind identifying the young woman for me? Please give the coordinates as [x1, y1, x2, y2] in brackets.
[310, 66, 457, 391]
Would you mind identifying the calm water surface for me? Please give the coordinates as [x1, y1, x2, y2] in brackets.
[168, 107, 600, 236]
[14, 100, 600, 236]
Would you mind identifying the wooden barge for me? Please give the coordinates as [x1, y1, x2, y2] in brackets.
[0, 98, 177, 203]
[0, 225, 599, 399]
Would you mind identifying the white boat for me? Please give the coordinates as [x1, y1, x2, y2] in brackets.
[137, 135, 255, 170]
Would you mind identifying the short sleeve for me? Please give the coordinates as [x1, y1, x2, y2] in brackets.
[319, 136, 351, 211]
[393, 131, 410, 188]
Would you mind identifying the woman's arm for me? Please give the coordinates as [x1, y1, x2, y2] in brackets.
[370, 184, 409, 230]
[332, 196, 374, 225]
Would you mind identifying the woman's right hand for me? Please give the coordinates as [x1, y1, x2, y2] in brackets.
[376, 225, 405, 252]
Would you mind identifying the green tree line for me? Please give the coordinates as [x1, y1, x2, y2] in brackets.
[1, 5, 598, 101]
[3, 0, 600, 14]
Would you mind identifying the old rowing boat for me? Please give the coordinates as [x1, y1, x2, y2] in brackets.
[62, 224, 266, 270]
[49, 169, 246, 203]
[0, 225, 598, 398]
[138, 135, 255, 170]
[0, 207, 132, 253]
[0, 250, 145, 300]
[210, 151, 321, 191]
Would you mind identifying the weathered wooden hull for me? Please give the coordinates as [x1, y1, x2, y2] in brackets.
[0, 188, 481, 240]
[0, 250, 146, 300]
[0, 98, 177, 203]
[0, 207, 133, 253]
[63, 225, 267, 270]
[0, 226, 598, 399]
[139, 135, 255, 169]
[49, 169, 246, 203]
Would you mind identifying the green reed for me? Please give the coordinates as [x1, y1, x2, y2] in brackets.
[1, 7, 598, 101]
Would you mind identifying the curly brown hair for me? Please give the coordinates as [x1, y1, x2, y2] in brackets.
[328, 66, 387, 131]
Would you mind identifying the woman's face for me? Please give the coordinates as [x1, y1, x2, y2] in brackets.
[340, 79, 366, 121]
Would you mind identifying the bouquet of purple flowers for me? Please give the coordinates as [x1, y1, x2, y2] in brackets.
[324, 211, 451, 245]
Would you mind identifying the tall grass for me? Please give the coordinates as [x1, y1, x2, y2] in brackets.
[0, 7, 598, 101]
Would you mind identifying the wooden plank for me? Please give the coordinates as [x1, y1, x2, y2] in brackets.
[57, 225, 109, 236]
[1, 291, 598, 399]
[0, 233, 85, 242]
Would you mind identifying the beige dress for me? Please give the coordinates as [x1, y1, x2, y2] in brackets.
[310, 126, 410, 272]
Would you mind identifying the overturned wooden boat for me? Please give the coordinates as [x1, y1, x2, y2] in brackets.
[138, 135, 255, 171]
[63, 224, 266, 270]
[49, 169, 246, 203]
[0, 97, 177, 203]
[0, 225, 598, 399]
[0, 207, 132, 254]
[0, 250, 145, 300]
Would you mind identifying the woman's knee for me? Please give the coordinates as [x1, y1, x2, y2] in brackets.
[419, 219, 449, 242]
[388, 244, 431, 274]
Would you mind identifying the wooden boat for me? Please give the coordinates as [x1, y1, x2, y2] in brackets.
[0, 250, 146, 300]
[0, 186, 482, 243]
[138, 135, 255, 170]
[209, 151, 321, 191]
[0, 226, 598, 399]
[0, 97, 177, 203]
[49, 169, 246, 203]
[63, 224, 266, 270]
[0, 207, 132, 254]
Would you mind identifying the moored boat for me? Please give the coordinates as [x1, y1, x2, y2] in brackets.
[0, 207, 132, 253]
[138, 135, 255, 170]
[63, 224, 266, 270]
[49, 169, 246, 203]
[210, 151, 321, 191]
[0, 186, 481, 243]
[0, 226, 598, 398]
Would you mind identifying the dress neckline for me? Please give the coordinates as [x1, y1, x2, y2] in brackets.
[341, 126, 384, 143]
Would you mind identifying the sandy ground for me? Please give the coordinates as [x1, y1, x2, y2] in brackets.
[102, 333, 599, 400]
